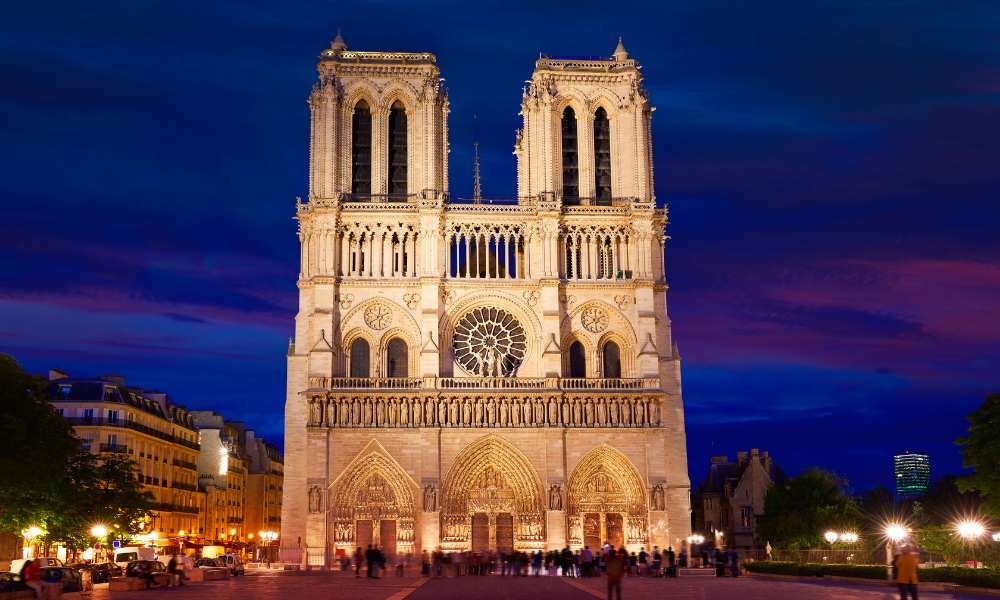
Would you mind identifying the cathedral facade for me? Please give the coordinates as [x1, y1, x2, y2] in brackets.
[280, 34, 691, 567]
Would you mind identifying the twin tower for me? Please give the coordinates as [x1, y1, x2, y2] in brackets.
[281, 33, 691, 566]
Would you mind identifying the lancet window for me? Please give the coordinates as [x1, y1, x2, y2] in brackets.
[387, 102, 407, 198]
[386, 338, 408, 378]
[568, 341, 587, 378]
[602, 341, 622, 378]
[561, 106, 579, 203]
[561, 226, 631, 280]
[340, 224, 418, 278]
[349, 339, 370, 378]
[351, 101, 372, 197]
[593, 107, 612, 203]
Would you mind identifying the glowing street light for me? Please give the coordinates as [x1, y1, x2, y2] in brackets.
[824, 531, 839, 544]
[884, 523, 908, 543]
[22, 526, 43, 540]
[90, 525, 108, 538]
[956, 520, 986, 541]
[840, 532, 859, 544]
[992, 532, 1000, 543]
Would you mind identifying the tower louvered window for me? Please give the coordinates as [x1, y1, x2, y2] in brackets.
[351, 101, 372, 197]
[594, 107, 612, 203]
[561, 106, 579, 203]
[388, 102, 407, 198]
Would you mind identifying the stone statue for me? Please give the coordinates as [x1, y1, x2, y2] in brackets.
[651, 484, 665, 511]
[423, 484, 438, 512]
[308, 486, 322, 513]
[548, 484, 563, 510]
[309, 398, 321, 426]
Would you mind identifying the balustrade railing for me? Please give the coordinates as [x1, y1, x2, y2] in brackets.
[65, 417, 200, 450]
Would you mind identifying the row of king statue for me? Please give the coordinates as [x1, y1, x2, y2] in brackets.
[280, 33, 692, 567]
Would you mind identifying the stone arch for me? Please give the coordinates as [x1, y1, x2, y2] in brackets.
[439, 434, 546, 551]
[566, 444, 648, 550]
[328, 441, 419, 556]
[587, 88, 626, 116]
[342, 328, 376, 377]
[343, 297, 421, 343]
[560, 332, 594, 378]
[377, 82, 421, 115]
[440, 291, 543, 377]
[596, 330, 633, 378]
[378, 327, 417, 378]
[563, 300, 637, 345]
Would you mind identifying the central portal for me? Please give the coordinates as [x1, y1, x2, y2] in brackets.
[471, 514, 489, 552]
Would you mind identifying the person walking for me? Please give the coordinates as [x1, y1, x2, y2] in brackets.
[21, 558, 42, 599]
[354, 547, 364, 578]
[605, 549, 625, 600]
[895, 546, 920, 600]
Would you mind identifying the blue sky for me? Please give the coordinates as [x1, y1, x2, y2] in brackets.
[2, 0, 998, 492]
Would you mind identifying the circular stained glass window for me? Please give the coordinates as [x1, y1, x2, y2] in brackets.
[453, 307, 527, 377]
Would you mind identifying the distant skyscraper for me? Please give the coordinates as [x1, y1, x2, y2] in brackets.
[894, 451, 930, 498]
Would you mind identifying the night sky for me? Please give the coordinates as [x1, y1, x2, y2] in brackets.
[3, 1, 998, 493]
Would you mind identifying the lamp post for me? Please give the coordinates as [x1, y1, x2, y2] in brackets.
[955, 519, 987, 566]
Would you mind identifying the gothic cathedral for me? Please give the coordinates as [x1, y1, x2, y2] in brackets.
[280, 33, 691, 566]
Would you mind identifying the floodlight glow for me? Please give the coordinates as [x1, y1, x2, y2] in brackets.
[840, 532, 859, 543]
[884, 523, 907, 542]
[22, 526, 42, 540]
[956, 520, 986, 540]
[90, 525, 108, 538]
[824, 531, 839, 544]
[992, 532, 1000, 542]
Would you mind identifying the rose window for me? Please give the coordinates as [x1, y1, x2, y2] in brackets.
[453, 307, 527, 377]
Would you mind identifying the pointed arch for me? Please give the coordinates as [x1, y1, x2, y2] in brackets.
[440, 435, 545, 551]
[351, 99, 372, 196]
[566, 444, 646, 515]
[593, 107, 612, 202]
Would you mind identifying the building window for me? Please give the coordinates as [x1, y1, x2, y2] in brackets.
[349, 338, 370, 378]
[386, 338, 408, 378]
[387, 101, 407, 198]
[593, 107, 612, 202]
[58, 385, 71, 399]
[740, 506, 752, 529]
[108, 410, 119, 424]
[561, 106, 579, 203]
[602, 341, 622, 378]
[568, 341, 586, 378]
[351, 100, 372, 196]
[56, 408, 64, 417]
[83, 408, 94, 423]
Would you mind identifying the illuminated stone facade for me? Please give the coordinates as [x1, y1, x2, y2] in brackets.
[280, 34, 691, 566]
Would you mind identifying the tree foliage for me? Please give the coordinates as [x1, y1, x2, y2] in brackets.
[0, 355, 152, 548]
[957, 393, 1000, 519]
[757, 468, 862, 549]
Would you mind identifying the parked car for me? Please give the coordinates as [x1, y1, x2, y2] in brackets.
[69, 562, 120, 583]
[0, 572, 27, 592]
[9, 557, 63, 575]
[217, 554, 244, 576]
[195, 558, 222, 568]
[124, 560, 166, 578]
[113, 547, 158, 571]
[41, 567, 83, 592]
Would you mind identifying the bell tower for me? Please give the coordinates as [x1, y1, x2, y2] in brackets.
[515, 38, 653, 205]
[308, 32, 449, 201]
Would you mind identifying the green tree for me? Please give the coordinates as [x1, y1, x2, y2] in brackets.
[757, 468, 862, 549]
[0, 354, 79, 534]
[957, 393, 1000, 519]
[0, 355, 153, 552]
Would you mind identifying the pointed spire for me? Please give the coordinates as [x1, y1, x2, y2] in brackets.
[331, 28, 347, 51]
[613, 35, 629, 61]
[472, 113, 482, 203]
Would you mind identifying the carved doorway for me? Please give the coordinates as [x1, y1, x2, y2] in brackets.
[380, 520, 397, 556]
[356, 520, 373, 549]
[471, 513, 489, 552]
[606, 514, 624, 548]
[496, 513, 514, 553]
[583, 513, 601, 549]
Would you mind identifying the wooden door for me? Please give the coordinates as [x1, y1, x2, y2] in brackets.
[606, 513, 624, 549]
[495, 513, 514, 553]
[471, 513, 489, 552]
[356, 520, 373, 549]
[380, 520, 397, 557]
[583, 513, 601, 549]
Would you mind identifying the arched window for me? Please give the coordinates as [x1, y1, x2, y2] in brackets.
[568, 341, 587, 378]
[388, 101, 407, 198]
[593, 107, 612, 203]
[349, 338, 370, 378]
[386, 338, 408, 378]
[561, 106, 579, 203]
[602, 341, 622, 378]
[351, 101, 372, 197]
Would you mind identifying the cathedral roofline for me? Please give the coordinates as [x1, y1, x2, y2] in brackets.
[319, 48, 438, 65]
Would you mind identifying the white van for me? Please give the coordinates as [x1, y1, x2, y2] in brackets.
[113, 547, 157, 570]
[217, 554, 244, 576]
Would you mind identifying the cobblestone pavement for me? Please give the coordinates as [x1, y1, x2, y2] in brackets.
[85, 570, 989, 600]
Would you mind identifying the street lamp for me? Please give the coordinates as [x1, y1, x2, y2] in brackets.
[992, 532, 1000, 543]
[90, 525, 108, 538]
[955, 520, 986, 541]
[824, 531, 839, 544]
[840, 532, 859, 544]
[884, 523, 908, 543]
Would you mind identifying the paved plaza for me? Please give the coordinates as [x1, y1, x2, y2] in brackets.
[84, 570, 990, 600]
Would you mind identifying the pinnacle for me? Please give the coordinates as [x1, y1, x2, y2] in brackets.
[331, 28, 347, 51]
[613, 35, 628, 61]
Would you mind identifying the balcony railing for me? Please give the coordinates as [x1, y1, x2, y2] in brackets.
[172, 481, 198, 492]
[227, 517, 244, 524]
[308, 376, 660, 391]
[65, 417, 200, 451]
[98, 443, 129, 454]
[173, 458, 198, 471]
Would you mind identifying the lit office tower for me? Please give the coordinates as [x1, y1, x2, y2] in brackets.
[894, 452, 930, 498]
